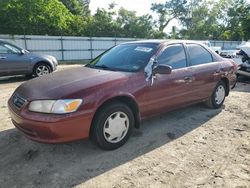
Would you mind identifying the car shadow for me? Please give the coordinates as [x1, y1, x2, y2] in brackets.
[0, 103, 223, 187]
[0, 75, 30, 84]
[233, 80, 250, 93]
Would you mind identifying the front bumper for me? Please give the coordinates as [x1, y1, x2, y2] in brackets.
[8, 100, 93, 143]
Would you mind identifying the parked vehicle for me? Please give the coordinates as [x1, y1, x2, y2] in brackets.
[0, 40, 58, 77]
[220, 41, 250, 78]
[8, 40, 237, 150]
[199, 40, 222, 54]
[233, 42, 250, 78]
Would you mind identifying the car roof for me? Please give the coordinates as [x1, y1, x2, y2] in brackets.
[123, 39, 206, 45]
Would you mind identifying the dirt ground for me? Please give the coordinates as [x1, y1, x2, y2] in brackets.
[0, 65, 249, 188]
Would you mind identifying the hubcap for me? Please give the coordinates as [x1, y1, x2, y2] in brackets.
[103, 111, 129, 143]
[215, 85, 225, 105]
[36, 65, 49, 76]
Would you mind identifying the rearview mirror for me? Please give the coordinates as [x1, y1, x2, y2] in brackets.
[153, 64, 172, 75]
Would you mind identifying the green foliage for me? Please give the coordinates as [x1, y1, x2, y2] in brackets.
[116, 8, 156, 38]
[84, 5, 163, 38]
[0, 0, 249, 40]
[179, 0, 250, 40]
[0, 0, 75, 35]
[84, 6, 120, 37]
[60, 0, 90, 16]
[220, 0, 250, 40]
[151, 0, 188, 31]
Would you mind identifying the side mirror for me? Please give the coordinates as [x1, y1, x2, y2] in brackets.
[153, 64, 172, 75]
[20, 49, 26, 55]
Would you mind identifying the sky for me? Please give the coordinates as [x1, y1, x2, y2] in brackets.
[89, 0, 179, 33]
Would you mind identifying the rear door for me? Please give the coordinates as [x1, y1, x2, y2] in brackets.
[186, 43, 222, 100]
[0, 42, 30, 75]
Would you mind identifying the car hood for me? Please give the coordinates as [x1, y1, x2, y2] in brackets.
[15, 67, 130, 101]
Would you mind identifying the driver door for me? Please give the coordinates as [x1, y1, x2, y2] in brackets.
[138, 43, 195, 117]
[0, 42, 30, 75]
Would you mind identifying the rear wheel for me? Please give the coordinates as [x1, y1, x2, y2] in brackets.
[91, 102, 134, 150]
[33, 63, 51, 77]
[205, 81, 226, 109]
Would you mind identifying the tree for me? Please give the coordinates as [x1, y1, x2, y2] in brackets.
[84, 5, 120, 37]
[179, 0, 231, 40]
[116, 8, 157, 38]
[0, 0, 75, 35]
[59, 0, 90, 16]
[178, 0, 250, 40]
[221, 0, 250, 40]
[151, 0, 188, 32]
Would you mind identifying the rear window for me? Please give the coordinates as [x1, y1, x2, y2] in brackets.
[187, 44, 213, 66]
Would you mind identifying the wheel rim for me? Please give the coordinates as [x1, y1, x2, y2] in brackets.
[103, 111, 129, 143]
[36, 65, 50, 76]
[215, 85, 225, 105]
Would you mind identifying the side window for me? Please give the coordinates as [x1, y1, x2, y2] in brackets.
[0, 44, 9, 54]
[187, 44, 213, 66]
[157, 44, 187, 69]
[0, 43, 20, 54]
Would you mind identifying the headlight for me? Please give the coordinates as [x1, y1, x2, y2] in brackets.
[29, 99, 82, 114]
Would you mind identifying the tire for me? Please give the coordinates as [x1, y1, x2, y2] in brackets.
[33, 63, 51, 77]
[205, 81, 226, 109]
[91, 102, 134, 150]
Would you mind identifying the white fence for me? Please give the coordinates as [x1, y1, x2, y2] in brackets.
[0, 35, 138, 61]
[0, 34, 244, 61]
[210, 40, 242, 51]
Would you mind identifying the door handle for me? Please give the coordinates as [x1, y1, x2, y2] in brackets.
[0, 56, 6, 59]
[184, 76, 193, 83]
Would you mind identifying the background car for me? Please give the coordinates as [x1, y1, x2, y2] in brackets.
[0, 40, 58, 77]
[8, 40, 237, 150]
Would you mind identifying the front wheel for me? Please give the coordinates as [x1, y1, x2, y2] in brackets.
[205, 81, 226, 109]
[91, 102, 134, 150]
[33, 63, 51, 77]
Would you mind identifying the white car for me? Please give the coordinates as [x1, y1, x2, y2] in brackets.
[198, 41, 222, 54]
[233, 42, 250, 78]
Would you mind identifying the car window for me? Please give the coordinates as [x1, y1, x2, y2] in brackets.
[0, 43, 20, 54]
[187, 44, 213, 66]
[4, 44, 20, 54]
[157, 44, 187, 69]
[0, 44, 9, 54]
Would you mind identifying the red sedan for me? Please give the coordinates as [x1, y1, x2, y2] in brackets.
[8, 40, 237, 150]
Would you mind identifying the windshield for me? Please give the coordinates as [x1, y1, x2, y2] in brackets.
[86, 43, 158, 72]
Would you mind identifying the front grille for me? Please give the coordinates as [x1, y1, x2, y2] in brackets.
[12, 94, 27, 109]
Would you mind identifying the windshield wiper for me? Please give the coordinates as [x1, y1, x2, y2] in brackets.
[93, 64, 117, 71]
